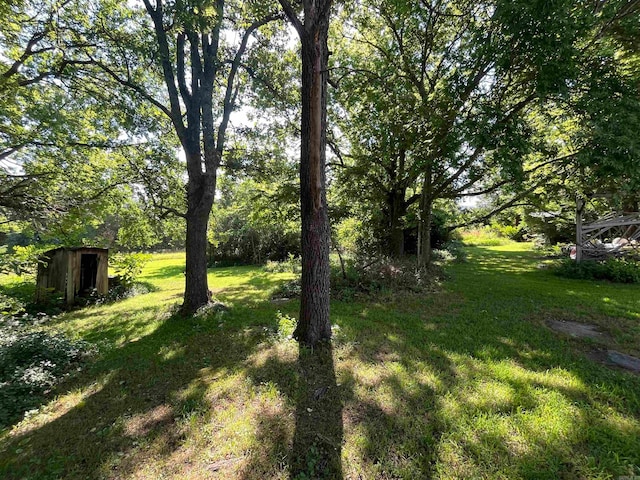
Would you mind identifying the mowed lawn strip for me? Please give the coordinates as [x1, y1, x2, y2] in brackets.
[0, 244, 638, 479]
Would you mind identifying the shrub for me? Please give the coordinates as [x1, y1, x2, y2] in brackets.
[106, 252, 153, 301]
[0, 325, 96, 427]
[272, 256, 444, 302]
[276, 311, 296, 338]
[433, 240, 467, 263]
[271, 278, 302, 300]
[264, 253, 301, 274]
[490, 221, 527, 241]
[533, 242, 567, 258]
[109, 252, 152, 289]
[332, 256, 444, 300]
[553, 258, 640, 283]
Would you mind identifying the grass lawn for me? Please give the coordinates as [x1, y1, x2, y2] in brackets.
[1, 245, 639, 479]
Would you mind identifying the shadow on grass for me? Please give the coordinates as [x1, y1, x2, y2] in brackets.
[329, 289, 640, 478]
[141, 264, 185, 280]
[0, 308, 276, 480]
[290, 345, 343, 479]
[242, 343, 344, 479]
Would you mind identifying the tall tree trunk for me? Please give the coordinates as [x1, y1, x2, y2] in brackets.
[280, 0, 333, 345]
[295, 18, 331, 345]
[183, 206, 212, 313]
[418, 166, 433, 268]
[389, 190, 406, 257]
[182, 163, 216, 314]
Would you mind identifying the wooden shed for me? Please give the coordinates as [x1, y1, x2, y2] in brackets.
[36, 247, 108, 305]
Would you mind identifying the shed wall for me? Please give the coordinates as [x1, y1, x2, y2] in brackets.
[36, 250, 68, 302]
[36, 248, 109, 304]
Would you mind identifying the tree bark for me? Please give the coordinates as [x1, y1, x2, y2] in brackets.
[182, 149, 217, 312]
[389, 190, 406, 257]
[418, 197, 433, 268]
[418, 166, 433, 268]
[280, 0, 333, 345]
[183, 193, 214, 312]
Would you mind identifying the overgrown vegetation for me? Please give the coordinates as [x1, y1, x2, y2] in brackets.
[264, 254, 301, 274]
[0, 311, 96, 427]
[106, 252, 155, 301]
[553, 257, 640, 283]
[109, 253, 152, 290]
[329, 256, 444, 300]
[271, 254, 446, 302]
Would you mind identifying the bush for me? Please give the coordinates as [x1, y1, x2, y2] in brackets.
[0, 324, 96, 427]
[553, 258, 640, 283]
[533, 242, 567, 258]
[264, 254, 301, 274]
[276, 311, 296, 338]
[432, 240, 467, 263]
[331, 256, 443, 300]
[109, 252, 152, 289]
[490, 221, 527, 241]
[271, 278, 302, 300]
[106, 252, 153, 301]
[271, 256, 444, 301]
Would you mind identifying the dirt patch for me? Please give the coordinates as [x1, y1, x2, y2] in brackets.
[547, 319, 640, 375]
[546, 319, 612, 342]
[586, 349, 640, 375]
[607, 350, 640, 373]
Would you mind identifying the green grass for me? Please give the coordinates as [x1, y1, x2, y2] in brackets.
[460, 227, 515, 246]
[1, 245, 639, 479]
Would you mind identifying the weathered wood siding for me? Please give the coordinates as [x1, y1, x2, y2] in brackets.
[36, 249, 68, 303]
[36, 248, 109, 304]
[96, 251, 108, 295]
[67, 251, 79, 304]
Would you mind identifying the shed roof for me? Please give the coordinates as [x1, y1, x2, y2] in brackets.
[42, 246, 109, 256]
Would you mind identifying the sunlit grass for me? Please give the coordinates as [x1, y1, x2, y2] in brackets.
[460, 226, 515, 246]
[1, 246, 639, 479]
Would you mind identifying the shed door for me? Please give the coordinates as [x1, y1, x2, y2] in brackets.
[80, 254, 98, 293]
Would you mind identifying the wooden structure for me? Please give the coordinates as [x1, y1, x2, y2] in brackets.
[575, 198, 640, 261]
[36, 247, 108, 304]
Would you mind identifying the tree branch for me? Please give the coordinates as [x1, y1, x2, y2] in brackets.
[278, 0, 304, 36]
[216, 12, 284, 156]
[143, 0, 186, 138]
